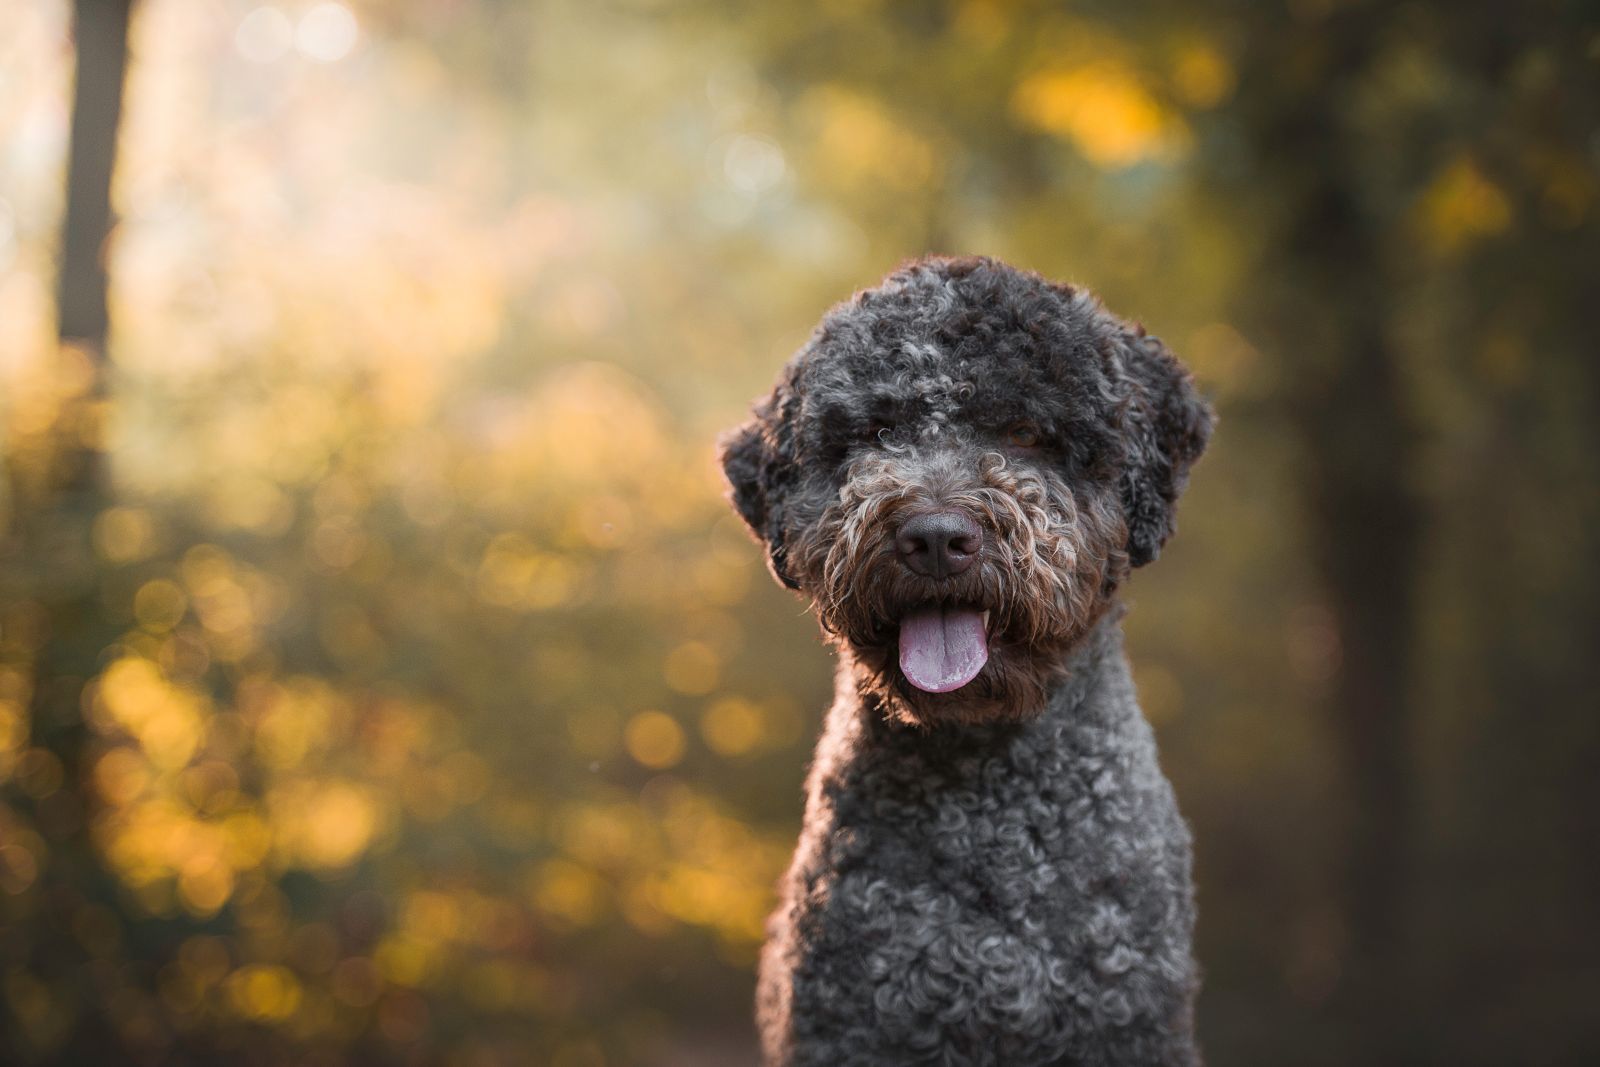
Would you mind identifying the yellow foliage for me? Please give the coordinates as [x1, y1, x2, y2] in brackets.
[269, 779, 381, 870]
[225, 964, 303, 1022]
[98, 791, 249, 908]
[954, 0, 1010, 45]
[93, 746, 152, 805]
[662, 640, 721, 696]
[506, 362, 672, 488]
[1171, 42, 1235, 108]
[477, 533, 581, 610]
[133, 578, 188, 633]
[95, 657, 206, 769]
[624, 710, 686, 769]
[1185, 322, 1260, 392]
[0, 697, 25, 754]
[557, 803, 652, 869]
[177, 852, 235, 915]
[1419, 157, 1512, 253]
[532, 858, 607, 927]
[92, 506, 158, 563]
[247, 676, 347, 769]
[700, 696, 766, 757]
[795, 85, 939, 192]
[402, 890, 464, 944]
[1013, 61, 1189, 167]
[179, 759, 241, 813]
[0, 841, 41, 896]
[220, 811, 273, 869]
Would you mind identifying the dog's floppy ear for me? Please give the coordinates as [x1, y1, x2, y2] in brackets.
[718, 377, 802, 590]
[1114, 326, 1214, 567]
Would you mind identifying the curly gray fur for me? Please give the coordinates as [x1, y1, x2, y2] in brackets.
[721, 256, 1213, 1065]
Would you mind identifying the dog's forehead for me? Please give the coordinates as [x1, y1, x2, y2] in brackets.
[796, 270, 1111, 435]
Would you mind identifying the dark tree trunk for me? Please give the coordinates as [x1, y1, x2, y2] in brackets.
[1299, 277, 1422, 1062]
[1293, 176, 1423, 1067]
[0, 2, 135, 1060]
[30, 0, 134, 809]
[60, 0, 133, 354]
[21, 0, 136, 785]
[1234, 11, 1424, 1060]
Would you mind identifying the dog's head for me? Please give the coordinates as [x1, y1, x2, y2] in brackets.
[720, 257, 1212, 725]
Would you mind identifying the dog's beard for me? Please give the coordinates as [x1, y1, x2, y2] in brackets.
[790, 450, 1130, 727]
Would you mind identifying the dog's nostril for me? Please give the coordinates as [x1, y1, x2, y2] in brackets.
[896, 510, 983, 579]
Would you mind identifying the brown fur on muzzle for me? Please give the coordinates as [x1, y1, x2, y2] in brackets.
[790, 447, 1131, 725]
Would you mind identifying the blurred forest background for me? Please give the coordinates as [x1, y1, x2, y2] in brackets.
[1, 1, 1597, 1064]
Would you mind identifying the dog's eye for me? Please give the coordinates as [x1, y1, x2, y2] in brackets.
[1005, 422, 1042, 449]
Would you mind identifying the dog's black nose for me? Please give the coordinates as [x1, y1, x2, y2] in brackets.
[895, 510, 982, 580]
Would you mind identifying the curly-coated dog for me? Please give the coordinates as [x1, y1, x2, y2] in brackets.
[719, 256, 1213, 1066]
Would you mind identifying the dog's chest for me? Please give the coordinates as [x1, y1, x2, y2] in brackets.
[783, 685, 1185, 1061]
[825, 720, 1128, 924]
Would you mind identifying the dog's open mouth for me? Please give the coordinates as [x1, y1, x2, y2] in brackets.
[897, 605, 991, 693]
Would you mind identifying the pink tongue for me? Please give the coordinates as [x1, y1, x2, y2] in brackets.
[898, 606, 989, 693]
